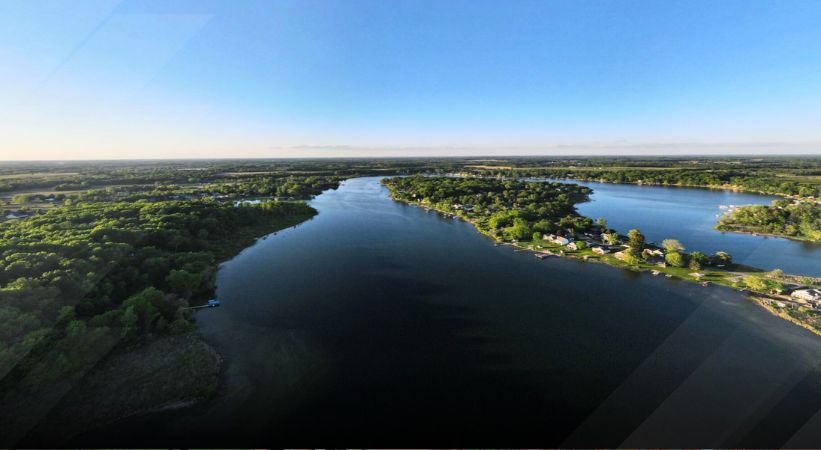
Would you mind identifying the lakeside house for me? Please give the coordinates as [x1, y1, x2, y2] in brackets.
[791, 288, 821, 306]
[690, 272, 706, 279]
[592, 246, 611, 255]
[566, 242, 578, 251]
[643, 248, 664, 257]
[234, 199, 264, 207]
[544, 234, 571, 245]
[645, 255, 666, 267]
[4, 212, 29, 220]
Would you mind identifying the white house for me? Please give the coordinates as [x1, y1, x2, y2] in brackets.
[791, 288, 821, 304]
[543, 234, 571, 245]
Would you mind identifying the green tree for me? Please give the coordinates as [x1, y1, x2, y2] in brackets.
[662, 239, 685, 252]
[712, 251, 732, 265]
[665, 251, 685, 267]
[689, 251, 707, 270]
[627, 229, 645, 257]
[166, 269, 201, 298]
[743, 276, 768, 292]
[621, 252, 641, 266]
[504, 218, 532, 241]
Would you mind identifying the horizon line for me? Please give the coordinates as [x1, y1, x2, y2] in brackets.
[2, 153, 821, 164]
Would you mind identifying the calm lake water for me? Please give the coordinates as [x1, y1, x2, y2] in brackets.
[72, 177, 821, 447]
[540, 179, 821, 276]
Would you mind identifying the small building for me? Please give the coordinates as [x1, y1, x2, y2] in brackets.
[645, 256, 665, 266]
[791, 288, 821, 304]
[592, 246, 610, 255]
[643, 248, 664, 257]
[543, 234, 571, 245]
[690, 272, 706, 279]
[4, 212, 28, 220]
[234, 199, 263, 207]
[566, 242, 578, 251]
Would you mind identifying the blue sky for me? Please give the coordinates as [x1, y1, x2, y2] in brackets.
[1, 0, 820, 159]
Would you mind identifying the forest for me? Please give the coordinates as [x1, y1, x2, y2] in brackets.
[0, 167, 342, 442]
[0, 199, 315, 391]
[382, 176, 593, 240]
[717, 200, 821, 242]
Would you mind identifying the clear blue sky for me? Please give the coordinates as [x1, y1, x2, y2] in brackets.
[2, 0, 820, 159]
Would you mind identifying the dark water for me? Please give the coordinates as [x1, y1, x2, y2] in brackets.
[73, 177, 821, 447]
[543, 178, 821, 276]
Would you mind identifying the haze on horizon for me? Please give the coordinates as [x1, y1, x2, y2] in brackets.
[1, 0, 821, 161]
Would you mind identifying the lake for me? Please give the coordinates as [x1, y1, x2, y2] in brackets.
[539, 178, 821, 276]
[72, 177, 821, 447]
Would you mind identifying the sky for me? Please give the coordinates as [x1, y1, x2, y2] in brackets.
[1, 0, 821, 160]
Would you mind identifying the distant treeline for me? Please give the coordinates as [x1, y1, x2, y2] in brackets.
[467, 167, 820, 198]
[717, 200, 821, 242]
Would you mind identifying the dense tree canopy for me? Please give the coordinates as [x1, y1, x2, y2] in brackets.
[717, 200, 821, 242]
[0, 198, 315, 393]
[382, 176, 593, 239]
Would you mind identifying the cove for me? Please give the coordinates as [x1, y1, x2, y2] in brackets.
[537, 178, 821, 276]
[71, 177, 821, 447]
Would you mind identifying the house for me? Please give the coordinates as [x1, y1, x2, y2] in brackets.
[643, 248, 664, 257]
[690, 272, 706, 279]
[592, 246, 610, 255]
[791, 288, 821, 305]
[566, 242, 578, 251]
[645, 255, 665, 266]
[4, 212, 28, 220]
[234, 199, 263, 207]
[543, 234, 571, 245]
[614, 251, 626, 260]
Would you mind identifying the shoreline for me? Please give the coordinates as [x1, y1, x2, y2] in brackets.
[22, 208, 321, 447]
[450, 172, 821, 244]
[468, 171, 819, 203]
[389, 194, 821, 338]
[714, 225, 821, 244]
